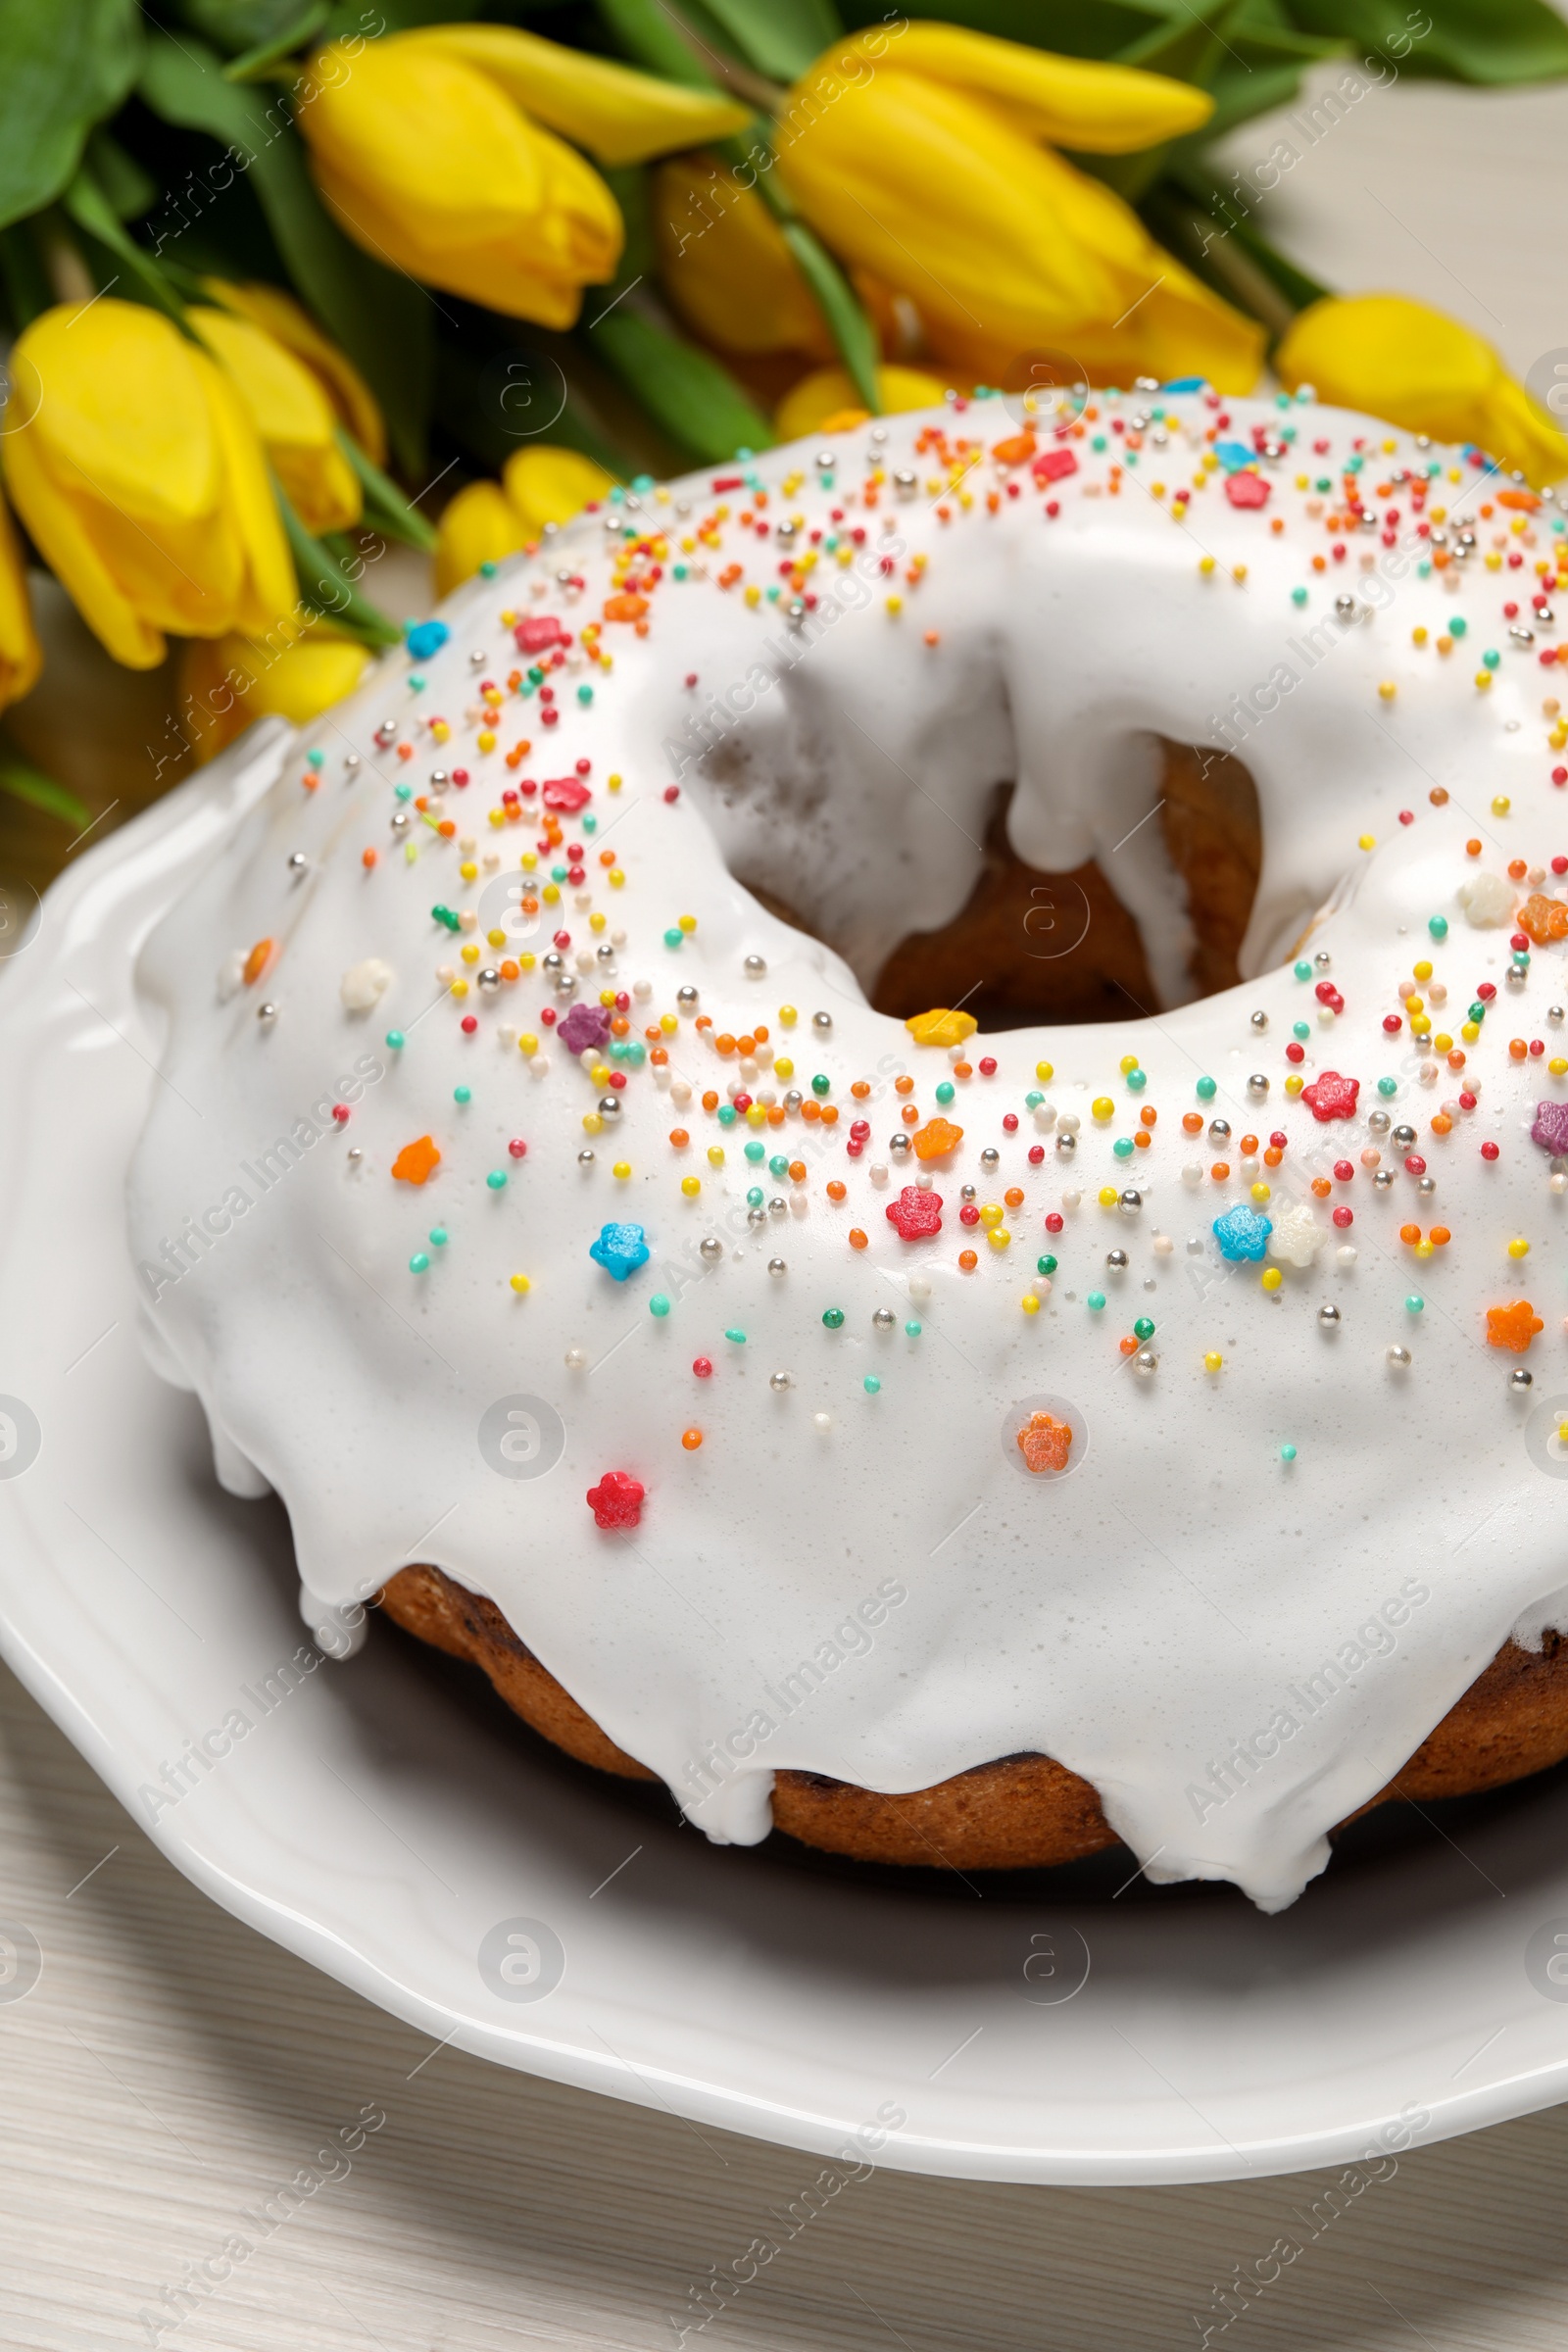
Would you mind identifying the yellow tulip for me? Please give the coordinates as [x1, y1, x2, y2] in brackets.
[654, 156, 833, 358]
[180, 614, 372, 762]
[502, 445, 615, 539]
[192, 306, 361, 537]
[776, 364, 950, 442]
[1277, 296, 1568, 488]
[200, 278, 386, 465]
[0, 486, 41, 712]
[298, 29, 746, 326]
[777, 30, 1260, 394]
[435, 480, 525, 598]
[1, 301, 294, 670]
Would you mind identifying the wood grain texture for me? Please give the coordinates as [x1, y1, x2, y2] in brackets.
[11, 51, 1568, 2349]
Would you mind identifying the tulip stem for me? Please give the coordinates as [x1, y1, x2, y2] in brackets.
[334, 429, 439, 555]
[731, 141, 880, 414]
[273, 485, 402, 650]
[0, 753, 90, 833]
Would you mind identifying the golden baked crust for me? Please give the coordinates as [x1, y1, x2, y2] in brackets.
[379, 1564, 1568, 1872]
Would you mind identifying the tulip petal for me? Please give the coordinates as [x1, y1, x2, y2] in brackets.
[180, 622, 372, 761]
[192, 351, 297, 640]
[0, 487, 42, 711]
[193, 308, 362, 537]
[1277, 295, 1568, 488]
[396, 24, 752, 166]
[2, 419, 165, 667]
[864, 24, 1215, 153]
[434, 479, 526, 599]
[200, 277, 387, 467]
[775, 364, 948, 442]
[655, 154, 834, 358]
[502, 446, 617, 542]
[22, 302, 218, 527]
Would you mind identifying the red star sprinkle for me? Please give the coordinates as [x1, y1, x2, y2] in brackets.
[1224, 470, 1270, 509]
[886, 1185, 943, 1240]
[1300, 1070, 1360, 1123]
[586, 1471, 645, 1529]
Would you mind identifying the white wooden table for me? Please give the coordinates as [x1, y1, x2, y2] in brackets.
[8, 54, 1568, 2351]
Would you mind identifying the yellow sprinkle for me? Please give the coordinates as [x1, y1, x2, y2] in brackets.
[1413, 960, 1433, 981]
[979, 1202, 1003, 1228]
[1118, 1054, 1139, 1074]
[1508, 1237, 1530, 1258]
[1462, 1020, 1481, 1042]
[1358, 833, 1375, 852]
[543, 882, 561, 903]
[1035, 1059, 1054, 1082]
[886, 594, 904, 614]
[678, 913, 697, 933]
[1199, 556, 1216, 575]
[1558, 1420, 1568, 1446]
[518, 953, 535, 971]
[461, 861, 478, 882]
[477, 730, 496, 754]
[1021, 1294, 1040, 1315]
[1414, 1239, 1434, 1259]
[510, 1273, 531, 1295]
[1232, 564, 1248, 583]
[660, 1012, 678, 1035]
[1550, 1056, 1568, 1077]
[1476, 672, 1494, 691]
[708, 1146, 725, 1166]
[779, 1004, 798, 1026]
[1260, 1266, 1283, 1291]
[1433, 1032, 1452, 1053]
[521, 851, 538, 870]
[1411, 626, 1428, 646]
[590, 1062, 611, 1086]
[1491, 795, 1510, 815]
[583, 1111, 603, 1134]
[609, 868, 624, 887]
[774, 1056, 794, 1079]
[1284, 1074, 1304, 1096]
[487, 808, 505, 828]
[1092, 1096, 1114, 1120]
[612, 1160, 631, 1179]
[1378, 681, 1396, 701]
[450, 977, 468, 998]
[1250, 1181, 1271, 1203]
[680, 1175, 701, 1197]
[1098, 1185, 1118, 1207]
[1203, 1350, 1223, 1372]
[1410, 1013, 1432, 1037]
[485, 926, 505, 949]
[987, 1226, 1010, 1249]
[589, 911, 607, 934]
[608, 771, 622, 792]
[461, 942, 480, 964]
[518, 1032, 539, 1054]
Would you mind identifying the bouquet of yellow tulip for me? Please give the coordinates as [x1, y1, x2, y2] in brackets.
[1, 0, 1566, 869]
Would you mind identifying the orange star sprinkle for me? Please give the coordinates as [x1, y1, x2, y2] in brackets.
[391, 1135, 441, 1185]
[911, 1116, 963, 1160]
[1518, 894, 1568, 945]
[1486, 1299, 1544, 1352]
[1016, 1412, 1073, 1474]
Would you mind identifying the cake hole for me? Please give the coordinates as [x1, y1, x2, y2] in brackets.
[872, 744, 1261, 1032]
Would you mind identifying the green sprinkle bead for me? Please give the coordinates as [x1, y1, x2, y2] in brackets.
[810, 1073, 830, 1096]
[576, 684, 593, 705]
[428, 1226, 447, 1247]
[306, 747, 324, 769]
[1405, 1295, 1424, 1314]
[1087, 1290, 1106, 1311]
[1280, 1443, 1298, 1463]
[905, 1320, 921, 1338]
[1197, 1076, 1217, 1100]
[1428, 915, 1448, 940]
[1125, 1067, 1147, 1092]
[1449, 614, 1467, 637]
[486, 1169, 506, 1189]
[1133, 1316, 1155, 1341]
[650, 1294, 671, 1317]
[1378, 1076, 1397, 1098]
[663, 927, 683, 948]
[1113, 1137, 1134, 1159]
[936, 1081, 956, 1104]
[1294, 1022, 1310, 1041]
[1038, 1254, 1058, 1276]
[1483, 648, 1500, 670]
[746, 1187, 763, 1207]
[822, 1307, 845, 1329]
[863, 1375, 882, 1395]
[454, 1084, 471, 1104]
[1294, 960, 1312, 981]
[744, 1139, 765, 1162]
[1291, 586, 1307, 607]
[385, 1029, 405, 1050]
[410, 1251, 430, 1273]
[724, 1327, 747, 1345]
[716, 1103, 736, 1126]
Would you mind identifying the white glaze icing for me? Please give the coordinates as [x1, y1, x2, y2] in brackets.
[125, 390, 1568, 1908]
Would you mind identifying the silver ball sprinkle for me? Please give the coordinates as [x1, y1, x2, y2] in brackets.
[1393, 1124, 1416, 1148]
[1118, 1189, 1143, 1216]
[812, 1009, 833, 1032]
[555, 972, 577, 998]
[1511, 1368, 1535, 1391]
[346, 1146, 363, 1163]
[390, 809, 410, 832]
[1368, 1109, 1391, 1135]
[890, 1132, 912, 1155]
[1373, 1168, 1396, 1190]
[1549, 1005, 1565, 1026]
[257, 1001, 276, 1024]
[960, 1183, 977, 1202]
[769, 1370, 793, 1392]
[1106, 1249, 1129, 1270]
[1314, 951, 1332, 970]
[747, 1205, 767, 1227]
[287, 851, 308, 872]
[577, 1149, 595, 1166]
[1387, 1345, 1411, 1368]
[769, 1197, 787, 1216]
[700, 1236, 723, 1262]
[1318, 1303, 1341, 1325]
[744, 955, 767, 977]
[343, 752, 360, 771]
[1250, 1010, 1269, 1032]
[676, 984, 700, 1009]
[784, 1090, 804, 1113]
[597, 1096, 621, 1119]
[1247, 1073, 1270, 1096]
[980, 1146, 1001, 1169]
[1208, 1118, 1232, 1144]
[427, 769, 448, 791]
[1417, 1174, 1437, 1197]
[596, 942, 615, 963]
[768, 1256, 788, 1277]
[477, 967, 501, 991]
[872, 1306, 897, 1329]
[469, 649, 488, 667]
[542, 951, 564, 973]
[1055, 1132, 1077, 1155]
[1132, 1348, 1158, 1376]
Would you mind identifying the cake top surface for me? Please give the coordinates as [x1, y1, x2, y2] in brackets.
[127, 385, 1568, 1907]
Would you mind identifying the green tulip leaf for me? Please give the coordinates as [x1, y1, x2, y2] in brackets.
[222, 2, 331, 82]
[696, 0, 841, 82]
[62, 168, 190, 325]
[273, 481, 403, 646]
[334, 426, 438, 553]
[595, 0, 734, 89]
[0, 757, 91, 833]
[85, 129, 158, 222]
[582, 306, 775, 463]
[1281, 0, 1568, 82]
[0, 0, 143, 230]
[138, 30, 431, 474]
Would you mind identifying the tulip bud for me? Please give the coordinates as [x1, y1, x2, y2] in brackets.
[193, 308, 362, 537]
[0, 488, 41, 713]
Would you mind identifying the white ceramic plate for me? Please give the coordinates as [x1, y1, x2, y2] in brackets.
[5, 750, 1568, 2186]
